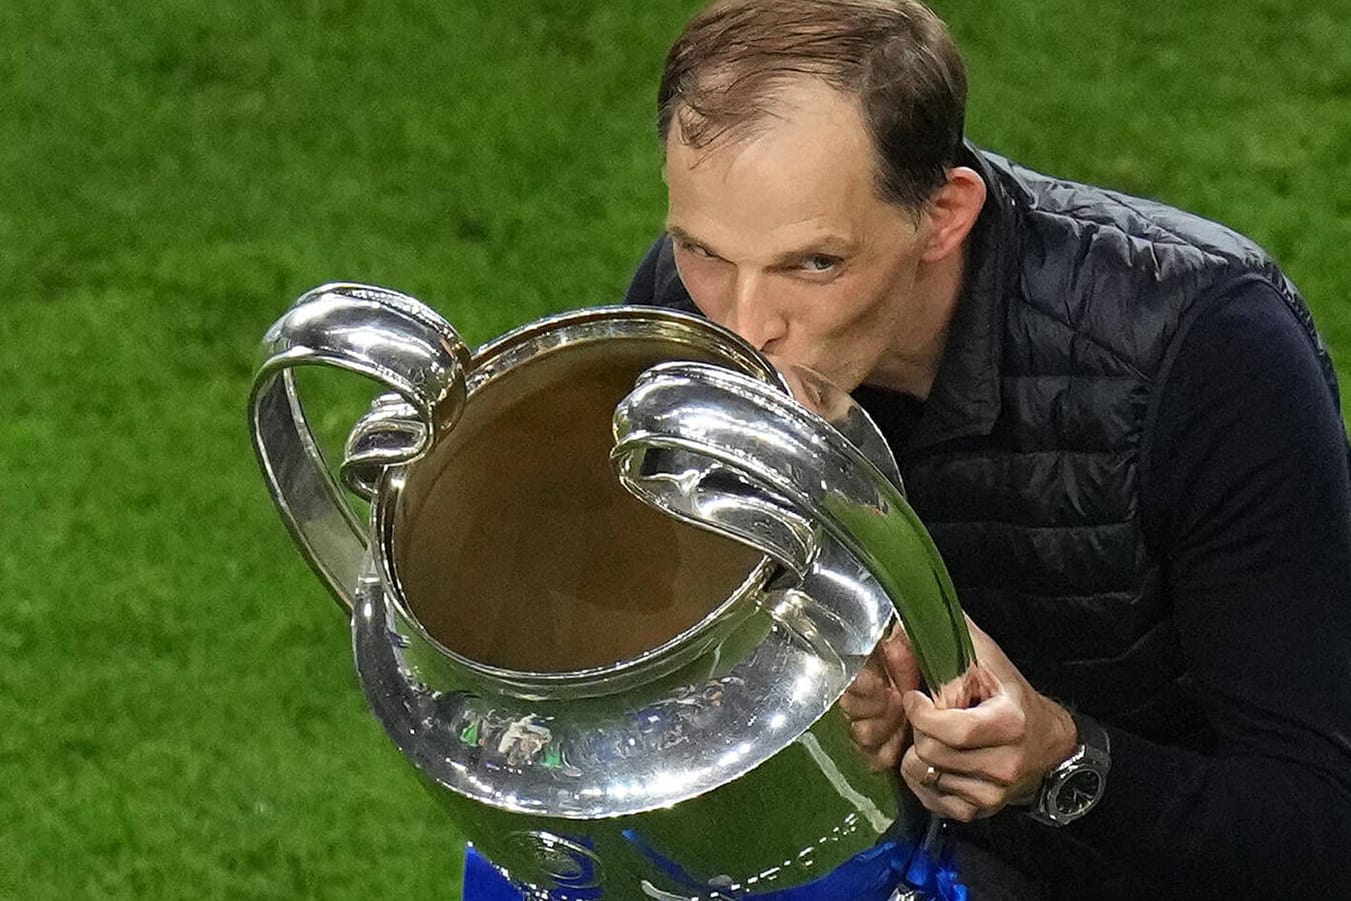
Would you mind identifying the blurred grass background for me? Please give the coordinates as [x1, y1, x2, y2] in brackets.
[2, 0, 1349, 897]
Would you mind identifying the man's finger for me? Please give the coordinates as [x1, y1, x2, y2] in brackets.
[841, 664, 896, 719]
[900, 748, 984, 822]
[915, 772, 1003, 820]
[849, 713, 897, 750]
[879, 626, 922, 692]
[908, 736, 1026, 788]
[873, 725, 907, 771]
[852, 720, 908, 772]
[903, 690, 1026, 749]
[838, 689, 890, 720]
[935, 662, 1001, 710]
[844, 661, 887, 696]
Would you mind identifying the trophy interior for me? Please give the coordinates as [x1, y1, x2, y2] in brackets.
[392, 336, 766, 673]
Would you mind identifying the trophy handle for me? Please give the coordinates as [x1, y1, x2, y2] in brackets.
[612, 361, 975, 691]
[249, 283, 471, 611]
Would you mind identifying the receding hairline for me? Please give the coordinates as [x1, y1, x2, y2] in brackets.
[663, 71, 856, 152]
[657, 0, 969, 212]
[662, 74, 926, 215]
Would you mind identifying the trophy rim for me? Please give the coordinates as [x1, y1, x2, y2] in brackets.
[369, 305, 788, 700]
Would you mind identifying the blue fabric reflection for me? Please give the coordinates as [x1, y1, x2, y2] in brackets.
[462, 835, 966, 901]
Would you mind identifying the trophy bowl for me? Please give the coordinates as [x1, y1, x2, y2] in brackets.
[250, 283, 971, 899]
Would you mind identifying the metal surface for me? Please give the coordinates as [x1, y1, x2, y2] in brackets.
[612, 362, 975, 691]
[249, 282, 471, 609]
[249, 285, 972, 898]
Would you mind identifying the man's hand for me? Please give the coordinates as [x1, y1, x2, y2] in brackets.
[898, 619, 1079, 823]
[839, 625, 922, 771]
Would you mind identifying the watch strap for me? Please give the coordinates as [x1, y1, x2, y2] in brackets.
[1071, 711, 1111, 771]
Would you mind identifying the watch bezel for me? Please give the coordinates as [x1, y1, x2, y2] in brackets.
[1045, 756, 1105, 819]
[1028, 713, 1111, 826]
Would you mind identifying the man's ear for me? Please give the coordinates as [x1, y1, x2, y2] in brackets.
[920, 166, 986, 262]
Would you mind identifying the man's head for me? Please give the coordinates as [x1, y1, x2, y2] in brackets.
[660, 0, 968, 216]
[659, 0, 985, 396]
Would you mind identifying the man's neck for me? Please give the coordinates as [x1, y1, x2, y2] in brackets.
[864, 244, 968, 399]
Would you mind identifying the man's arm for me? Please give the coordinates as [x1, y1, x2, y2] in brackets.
[900, 280, 1351, 897]
[1064, 280, 1351, 895]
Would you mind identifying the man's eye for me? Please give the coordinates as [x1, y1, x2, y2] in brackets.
[800, 255, 841, 273]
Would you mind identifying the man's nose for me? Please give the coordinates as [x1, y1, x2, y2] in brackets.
[723, 271, 787, 351]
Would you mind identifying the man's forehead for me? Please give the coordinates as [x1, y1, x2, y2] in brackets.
[666, 75, 866, 157]
[666, 100, 874, 213]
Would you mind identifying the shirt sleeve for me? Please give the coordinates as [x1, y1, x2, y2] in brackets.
[1069, 278, 1351, 896]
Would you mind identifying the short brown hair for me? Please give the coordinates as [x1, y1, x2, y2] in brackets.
[658, 0, 967, 211]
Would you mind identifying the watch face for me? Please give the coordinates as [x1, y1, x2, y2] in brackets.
[1054, 769, 1104, 817]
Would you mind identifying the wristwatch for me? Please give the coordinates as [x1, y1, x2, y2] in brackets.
[1028, 711, 1111, 826]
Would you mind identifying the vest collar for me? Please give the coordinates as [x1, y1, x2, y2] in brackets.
[901, 143, 1023, 454]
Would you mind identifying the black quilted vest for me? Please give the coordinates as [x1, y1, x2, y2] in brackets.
[634, 144, 1339, 743]
[884, 146, 1338, 740]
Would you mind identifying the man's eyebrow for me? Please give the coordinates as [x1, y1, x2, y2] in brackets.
[666, 225, 710, 250]
[666, 226, 857, 263]
[768, 235, 857, 265]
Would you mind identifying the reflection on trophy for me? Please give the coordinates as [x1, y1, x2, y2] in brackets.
[249, 283, 973, 900]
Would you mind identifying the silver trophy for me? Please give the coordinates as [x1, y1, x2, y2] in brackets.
[249, 283, 973, 899]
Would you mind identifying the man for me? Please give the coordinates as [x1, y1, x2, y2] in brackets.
[622, 0, 1351, 898]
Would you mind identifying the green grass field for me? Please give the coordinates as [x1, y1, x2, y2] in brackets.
[4, 0, 1350, 897]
